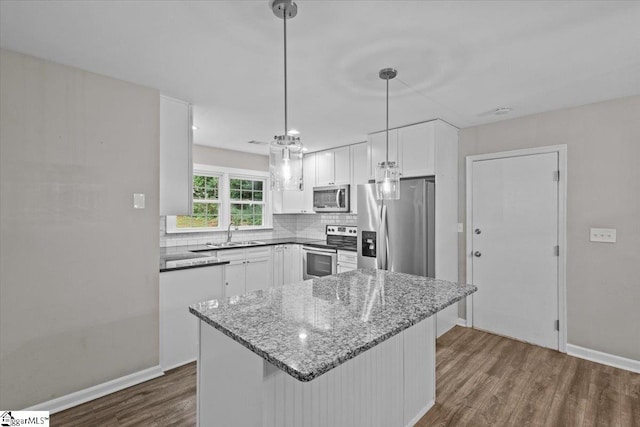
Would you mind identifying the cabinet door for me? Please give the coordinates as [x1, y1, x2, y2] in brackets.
[303, 153, 316, 213]
[281, 190, 305, 213]
[272, 246, 284, 286]
[316, 150, 335, 186]
[224, 261, 246, 297]
[399, 121, 435, 177]
[369, 130, 399, 179]
[283, 244, 302, 284]
[245, 257, 271, 293]
[350, 142, 368, 214]
[333, 146, 351, 185]
[160, 96, 192, 216]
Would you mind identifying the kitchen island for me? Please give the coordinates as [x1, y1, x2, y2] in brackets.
[189, 269, 476, 427]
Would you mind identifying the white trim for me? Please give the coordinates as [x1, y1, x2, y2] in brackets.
[404, 400, 435, 427]
[23, 365, 164, 414]
[465, 144, 568, 353]
[567, 344, 640, 373]
[456, 317, 468, 327]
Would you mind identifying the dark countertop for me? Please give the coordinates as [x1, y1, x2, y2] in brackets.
[160, 237, 325, 272]
[190, 269, 477, 382]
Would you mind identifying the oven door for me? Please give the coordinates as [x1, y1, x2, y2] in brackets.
[302, 246, 337, 279]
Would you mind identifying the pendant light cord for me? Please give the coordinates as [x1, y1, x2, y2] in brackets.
[385, 76, 389, 163]
[283, 9, 288, 136]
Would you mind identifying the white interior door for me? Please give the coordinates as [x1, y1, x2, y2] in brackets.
[471, 152, 559, 349]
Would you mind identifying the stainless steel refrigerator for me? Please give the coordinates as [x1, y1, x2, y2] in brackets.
[357, 178, 435, 277]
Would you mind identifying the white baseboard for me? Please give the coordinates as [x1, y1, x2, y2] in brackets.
[567, 344, 640, 374]
[456, 318, 468, 327]
[405, 399, 435, 427]
[24, 365, 164, 414]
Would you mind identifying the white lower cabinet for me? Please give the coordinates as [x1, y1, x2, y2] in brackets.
[159, 264, 224, 371]
[273, 244, 302, 286]
[220, 247, 272, 297]
[337, 250, 357, 273]
[224, 260, 246, 297]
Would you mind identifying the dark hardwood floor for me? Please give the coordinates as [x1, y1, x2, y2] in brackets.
[51, 326, 639, 426]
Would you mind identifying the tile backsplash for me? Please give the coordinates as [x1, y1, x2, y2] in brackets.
[160, 213, 358, 247]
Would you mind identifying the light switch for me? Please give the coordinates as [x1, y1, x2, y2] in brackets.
[457, 223, 464, 233]
[133, 193, 145, 209]
[590, 228, 616, 243]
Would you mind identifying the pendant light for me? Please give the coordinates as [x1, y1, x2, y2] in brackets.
[269, 0, 304, 191]
[375, 68, 400, 200]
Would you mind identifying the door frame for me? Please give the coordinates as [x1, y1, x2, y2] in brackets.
[465, 145, 567, 353]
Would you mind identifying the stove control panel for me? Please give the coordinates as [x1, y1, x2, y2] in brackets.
[326, 225, 357, 236]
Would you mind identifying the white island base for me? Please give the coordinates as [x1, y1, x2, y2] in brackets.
[197, 316, 435, 427]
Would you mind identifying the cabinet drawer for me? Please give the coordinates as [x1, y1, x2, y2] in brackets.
[246, 246, 271, 258]
[218, 249, 246, 261]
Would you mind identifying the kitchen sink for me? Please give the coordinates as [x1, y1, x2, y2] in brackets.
[191, 241, 266, 251]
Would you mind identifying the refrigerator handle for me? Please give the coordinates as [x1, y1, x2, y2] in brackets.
[378, 204, 389, 270]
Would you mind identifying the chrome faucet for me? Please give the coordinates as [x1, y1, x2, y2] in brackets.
[227, 222, 237, 243]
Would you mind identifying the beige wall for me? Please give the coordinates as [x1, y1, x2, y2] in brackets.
[458, 95, 640, 360]
[0, 49, 160, 408]
[193, 144, 268, 171]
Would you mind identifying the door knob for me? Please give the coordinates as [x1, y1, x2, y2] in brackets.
[474, 229, 481, 234]
[474, 251, 482, 257]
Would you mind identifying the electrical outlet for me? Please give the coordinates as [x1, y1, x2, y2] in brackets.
[590, 228, 616, 243]
[133, 193, 145, 209]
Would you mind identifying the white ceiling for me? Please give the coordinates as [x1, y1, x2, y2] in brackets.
[1, 1, 639, 154]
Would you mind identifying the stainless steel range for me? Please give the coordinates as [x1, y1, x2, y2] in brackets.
[302, 225, 357, 279]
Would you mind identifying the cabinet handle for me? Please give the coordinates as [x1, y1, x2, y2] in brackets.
[225, 282, 229, 286]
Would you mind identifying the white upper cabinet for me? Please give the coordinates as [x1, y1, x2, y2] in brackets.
[160, 95, 192, 216]
[399, 121, 436, 177]
[350, 142, 369, 214]
[316, 146, 350, 186]
[368, 120, 445, 179]
[369, 130, 399, 179]
[302, 153, 316, 213]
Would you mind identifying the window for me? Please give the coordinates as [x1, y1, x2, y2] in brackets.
[175, 174, 220, 229]
[166, 165, 271, 233]
[229, 178, 265, 226]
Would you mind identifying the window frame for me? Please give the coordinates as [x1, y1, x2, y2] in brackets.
[166, 164, 272, 234]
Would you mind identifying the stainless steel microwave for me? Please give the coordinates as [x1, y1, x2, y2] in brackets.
[313, 185, 350, 212]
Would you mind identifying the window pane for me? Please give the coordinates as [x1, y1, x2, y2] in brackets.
[193, 175, 206, 188]
[230, 203, 242, 225]
[205, 176, 218, 189]
[230, 179, 241, 190]
[193, 203, 206, 216]
[230, 189, 241, 200]
[207, 204, 218, 217]
[176, 215, 191, 228]
[241, 190, 252, 200]
[191, 216, 207, 227]
[205, 187, 217, 199]
[253, 191, 263, 201]
[253, 181, 263, 191]
[254, 204, 263, 216]
[241, 180, 252, 190]
[193, 187, 205, 199]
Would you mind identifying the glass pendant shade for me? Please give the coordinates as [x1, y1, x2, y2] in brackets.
[375, 161, 400, 200]
[270, 134, 303, 191]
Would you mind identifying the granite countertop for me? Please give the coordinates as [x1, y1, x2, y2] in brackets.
[189, 269, 477, 382]
[160, 237, 323, 272]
